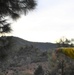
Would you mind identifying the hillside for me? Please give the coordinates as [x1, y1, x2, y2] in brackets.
[0, 36, 73, 75]
[5, 36, 57, 51]
[0, 36, 57, 75]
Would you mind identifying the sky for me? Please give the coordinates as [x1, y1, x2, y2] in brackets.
[11, 0, 74, 43]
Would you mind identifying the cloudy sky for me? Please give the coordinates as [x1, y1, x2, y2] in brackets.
[11, 0, 74, 43]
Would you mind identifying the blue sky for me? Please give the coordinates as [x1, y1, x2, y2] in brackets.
[11, 0, 74, 43]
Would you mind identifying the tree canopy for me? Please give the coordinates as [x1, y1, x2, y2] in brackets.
[56, 47, 74, 59]
[0, 0, 37, 34]
[56, 37, 74, 47]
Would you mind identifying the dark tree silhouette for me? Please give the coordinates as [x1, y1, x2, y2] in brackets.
[0, 0, 37, 34]
[34, 65, 44, 75]
[56, 38, 74, 47]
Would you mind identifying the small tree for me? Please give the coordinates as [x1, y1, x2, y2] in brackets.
[34, 65, 44, 75]
[56, 37, 74, 47]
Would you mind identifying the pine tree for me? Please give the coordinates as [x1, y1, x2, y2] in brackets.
[0, 0, 37, 34]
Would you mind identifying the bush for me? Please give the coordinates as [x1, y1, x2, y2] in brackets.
[34, 65, 44, 75]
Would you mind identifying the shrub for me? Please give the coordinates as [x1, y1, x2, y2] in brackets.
[34, 65, 44, 75]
